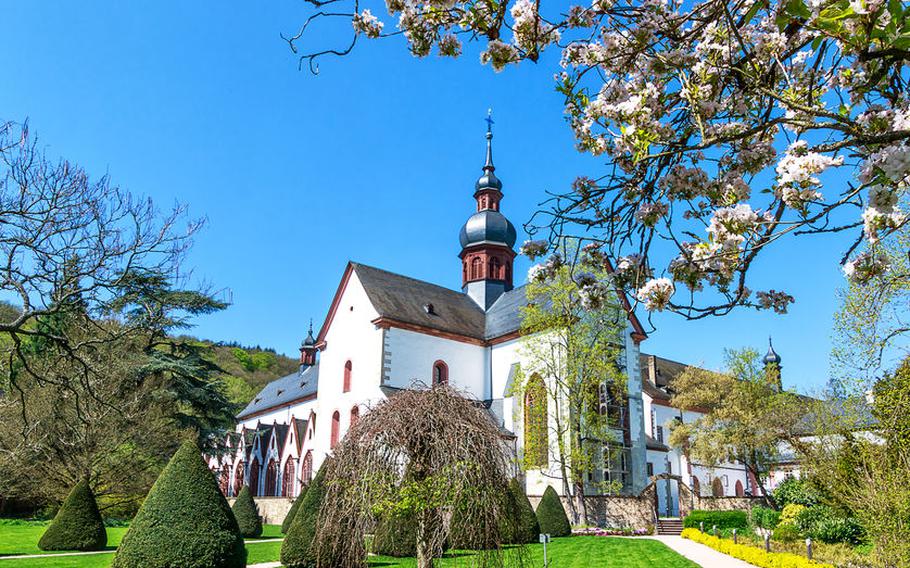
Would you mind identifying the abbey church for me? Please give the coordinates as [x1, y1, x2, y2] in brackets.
[209, 126, 768, 527]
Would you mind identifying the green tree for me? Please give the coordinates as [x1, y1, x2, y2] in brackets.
[669, 348, 809, 504]
[535, 486, 571, 538]
[507, 478, 540, 545]
[232, 486, 263, 538]
[281, 462, 329, 568]
[282, 485, 308, 534]
[517, 241, 627, 523]
[38, 478, 107, 552]
[111, 440, 246, 568]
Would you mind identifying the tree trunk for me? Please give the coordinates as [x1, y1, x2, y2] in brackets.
[416, 510, 433, 568]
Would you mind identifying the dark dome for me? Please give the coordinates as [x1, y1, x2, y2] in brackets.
[475, 169, 503, 191]
[763, 340, 781, 365]
[459, 210, 517, 249]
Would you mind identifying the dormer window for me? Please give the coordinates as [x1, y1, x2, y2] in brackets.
[424, 303, 435, 315]
[276, 389, 284, 396]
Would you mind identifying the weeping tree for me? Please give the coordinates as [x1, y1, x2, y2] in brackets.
[312, 385, 525, 568]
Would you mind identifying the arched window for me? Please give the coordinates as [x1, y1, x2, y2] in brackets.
[712, 477, 724, 497]
[489, 257, 501, 280]
[343, 360, 352, 393]
[220, 464, 231, 496]
[309, 412, 316, 439]
[471, 257, 483, 280]
[692, 476, 701, 496]
[248, 457, 261, 496]
[735, 479, 744, 497]
[282, 458, 297, 497]
[432, 361, 448, 386]
[265, 458, 278, 497]
[524, 374, 548, 468]
[301, 451, 313, 484]
[233, 463, 245, 497]
[350, 405, 360, 427]
[330, 411, 340, 449]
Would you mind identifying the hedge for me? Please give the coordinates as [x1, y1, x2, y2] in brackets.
[682, 528, 833, 568]
[232, 486, 263, 538]
[282, 486, 308, 534]
[282, 461, 329, 568]
[508, 478, 540, 545]
[38, 478, 107, 551]
[373, 509, 419, 557]
[111, 440, 246, 568]
[682, 509, 749, 531]
[535, 486, 571, 537]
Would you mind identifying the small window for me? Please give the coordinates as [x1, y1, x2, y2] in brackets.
[432, 361, 448, 386]
[647, 462, 654, 477]
[350, 406, 360, 427]
[330, 411, 340, 449]
[343, 360, 352, 393]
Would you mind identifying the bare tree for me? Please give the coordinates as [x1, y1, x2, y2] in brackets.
[313, 385, 526, 568]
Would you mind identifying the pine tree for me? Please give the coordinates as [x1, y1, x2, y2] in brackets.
[282, 485, 309, 534]
[111, 440, 246, 568]
[38, 478, 107, 551]
[535, 486, 571, 538]
[232, 486, 263, 538]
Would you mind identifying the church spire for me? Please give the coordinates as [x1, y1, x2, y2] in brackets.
[459, 112, 517, 310]
[299, 319, 318, 369]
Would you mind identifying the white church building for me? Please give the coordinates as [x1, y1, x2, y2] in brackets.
[210, 126, 765, 527]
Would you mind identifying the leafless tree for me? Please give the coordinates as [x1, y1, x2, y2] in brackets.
[313, 385, 526, 568]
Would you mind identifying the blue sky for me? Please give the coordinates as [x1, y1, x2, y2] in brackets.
[2, 2, 855, 392]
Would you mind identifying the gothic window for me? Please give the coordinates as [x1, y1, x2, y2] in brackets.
[603, 443, 631, 491]
[343, 360, 352, 393]
[692, 476, 701, 496]
[350, 405, 360, 427]
[282, 458, 296, 497]
[248, 457, 260, 496]
[331, 411, 340, 449]
[220, 464, 230, 496]
[471, 257, 483, 280]
[432, 361, 448, 386]
[265, 459, 278, 497]
[301, 451, 313, 484]
[233, 463, 245, 497]
[599, 383, 627, 430]
[735, 479, 744, 497]
[524, 374, 548, 468]
[309, 412, 316, 439]
[489, 257, 501, 280]
[712, 477, 724, 497]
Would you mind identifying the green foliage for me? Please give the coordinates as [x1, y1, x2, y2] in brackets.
[372, 509, 419, 557]
[209, 344, 297, 406]
[536, 486, 571, 537]
[508, 478, 540, 545]
[282, 486, 308, 534]
[771, 523, 801, 543]
[773, 477, 821, 508]
[111, 440, 246, 568]
[37, 479, 107, 552]
[795, 506, 864, 545]
[873, 356, 910, 455]
[779, 504, 807, 527]
[683, 510, 749, 531]
[232, 486, 263, 538]
[751, 506, 781, 530]
[282, 461, 328, 568]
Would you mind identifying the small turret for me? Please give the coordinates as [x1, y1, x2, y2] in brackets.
[299, 320, 318, 369]
[763, 336, 782, 390]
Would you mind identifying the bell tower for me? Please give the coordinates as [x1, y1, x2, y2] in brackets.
[458, 112, 517, 310]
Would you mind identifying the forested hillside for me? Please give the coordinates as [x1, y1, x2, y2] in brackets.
[202, 341, 299, 406]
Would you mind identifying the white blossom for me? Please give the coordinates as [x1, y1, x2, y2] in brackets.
[352, 9, 384, 38]
[636, 278, 675, 311]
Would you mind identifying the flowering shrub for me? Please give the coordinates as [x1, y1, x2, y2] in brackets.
[286, 0, 910, 323]
[573, 527, 650, 537]
[682, 528, 834, 568]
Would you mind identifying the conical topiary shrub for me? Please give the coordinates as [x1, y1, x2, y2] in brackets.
[372, 510, 418, 557]
[535, 486, 571, 538]
[281, 461, 329, 568]
[38, 478, 107, 551]
[508, 478, 540, 544]
[111, 440, 246, 568]
[282, 485, 308, 534]
[232, 486, 263, 538]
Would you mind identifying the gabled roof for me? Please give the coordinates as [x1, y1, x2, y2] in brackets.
[293, 418, 308, 453]
[484, 285, 529, 340]
[237, 364, 319, 420]
[273, 423, 290, 454]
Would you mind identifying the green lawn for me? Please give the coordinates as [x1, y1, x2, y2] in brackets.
[0, 522, 283, 567]
[366, 536, 697, 568]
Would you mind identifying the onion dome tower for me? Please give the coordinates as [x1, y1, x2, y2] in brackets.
[763, 336, 782, 390]
[459, 112, 517, 310]
[299, 320, 317, 369]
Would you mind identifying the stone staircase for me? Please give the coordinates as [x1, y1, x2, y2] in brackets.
[656, 517, 684, 535]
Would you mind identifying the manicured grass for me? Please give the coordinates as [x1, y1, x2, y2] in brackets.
[367, 536, 699, 568]
[0, 523, 128, 556]
[0, 522, 283, 567]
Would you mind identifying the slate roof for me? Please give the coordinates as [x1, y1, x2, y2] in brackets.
[237, 364, 319, 420]
[353, 263, 487, 339]
[274, 423, 290, 451]
[484, 285, 529, 339]
[293, 418, 308, 452]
